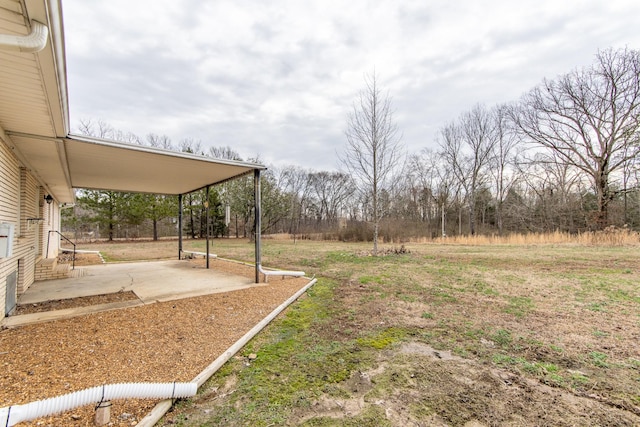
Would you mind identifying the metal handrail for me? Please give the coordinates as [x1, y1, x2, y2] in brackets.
[46, 230, 76, 270]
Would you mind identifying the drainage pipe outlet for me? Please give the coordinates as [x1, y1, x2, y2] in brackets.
[0, 382, 196, 427]
[258, 263, 305, 283]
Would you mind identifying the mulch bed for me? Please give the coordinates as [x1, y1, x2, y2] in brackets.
[0, 258, 311, 426]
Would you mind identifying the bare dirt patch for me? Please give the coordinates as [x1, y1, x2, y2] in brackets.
[289, 342, 639, 426]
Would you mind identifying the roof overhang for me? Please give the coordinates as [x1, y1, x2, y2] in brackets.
[8, 132, 265, 203]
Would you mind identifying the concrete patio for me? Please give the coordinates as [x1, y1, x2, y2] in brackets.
[2, 259, 260, 328]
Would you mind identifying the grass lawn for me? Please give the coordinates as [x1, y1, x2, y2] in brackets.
[78, 238, 640, 426]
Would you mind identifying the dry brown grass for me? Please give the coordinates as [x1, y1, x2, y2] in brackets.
[260, 228, 640, 246]
[72, 228, 640, 251]
[414, 228, 640, 246]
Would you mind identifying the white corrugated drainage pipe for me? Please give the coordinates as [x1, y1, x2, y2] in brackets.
[182, 250, 217, 259]
[0, 20, 48, 53]
[0, 382, 196, 427]
[258, 263, 305, 283]
[137, 277, 318, 427]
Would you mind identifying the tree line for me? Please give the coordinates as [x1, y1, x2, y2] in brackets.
[63, 47, 640, 242]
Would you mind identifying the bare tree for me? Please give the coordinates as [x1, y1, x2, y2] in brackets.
[209, 145, 243, 160]
[279, 165, 311, 236]
[439, 104, 496, 235]
[113, 130, 142, 145]
[459, 104, 498, 235]
[146, 133, 174, 150]
[518, 152, 586, 232]
[76, 118, 114, 139]
[179, 138, 204, 155]
[491, 104, 521, 234]
[404, 149, 449, 235]
[438, 122, 468, 235]
[403, 153, 434, 222]
[512, 47, 640, 229]
[341, 72, 404, 254]
[307, 171, 355, 225]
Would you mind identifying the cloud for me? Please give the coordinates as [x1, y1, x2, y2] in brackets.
[63, 0, 640, 170]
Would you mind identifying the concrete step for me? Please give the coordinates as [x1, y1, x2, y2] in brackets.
[35, 258, 72, 281]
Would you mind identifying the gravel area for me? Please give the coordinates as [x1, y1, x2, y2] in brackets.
[0, 259, 310, 426]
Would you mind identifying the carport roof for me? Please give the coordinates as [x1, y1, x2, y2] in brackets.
[8, 132, 265, 203]
[62, 134, 265, 196]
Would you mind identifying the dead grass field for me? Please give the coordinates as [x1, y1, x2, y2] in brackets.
[5, 237, 639, 426]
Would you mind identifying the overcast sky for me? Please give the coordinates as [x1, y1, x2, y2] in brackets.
[62, 0, 640, 170]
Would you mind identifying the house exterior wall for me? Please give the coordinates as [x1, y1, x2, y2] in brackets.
[0, 136, 19, 318]
[0, 135, 59, 319]
[17, 167, 37, 294]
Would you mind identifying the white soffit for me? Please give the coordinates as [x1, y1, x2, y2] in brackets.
[7, 132, 73, 202]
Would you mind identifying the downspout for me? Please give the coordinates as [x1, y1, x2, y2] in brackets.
[254, 169, 261, 283]
[0, 20, 48, 53]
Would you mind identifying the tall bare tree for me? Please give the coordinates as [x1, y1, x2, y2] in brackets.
[279, 165, 311, 236]
[342, 72, 404, 254]
[439, 104, 496, 235]
[460, 104, 498, 235]
[438, 122, 468, 235]
[491, 104, 521, 234]
[512, 47, 640, 229]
